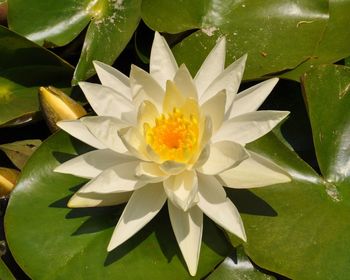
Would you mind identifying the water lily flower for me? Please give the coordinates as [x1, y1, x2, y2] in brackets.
[55, 32, 291, 276]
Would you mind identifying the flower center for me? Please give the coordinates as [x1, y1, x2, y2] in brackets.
[144, 108, 199, 162]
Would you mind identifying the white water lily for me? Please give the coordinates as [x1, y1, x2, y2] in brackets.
[55, 32, 291, 276]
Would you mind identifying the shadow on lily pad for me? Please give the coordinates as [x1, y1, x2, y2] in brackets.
[226, 189, 277, 217]
[104, 207, 181, 267]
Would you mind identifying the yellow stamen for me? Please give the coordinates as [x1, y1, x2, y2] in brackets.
[145, 107, 199, 162]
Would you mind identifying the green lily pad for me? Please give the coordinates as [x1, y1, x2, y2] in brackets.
[7, 0, 91, 46]
[225, 64, 350, 279]
[142, 0, 350, 81]
[8, 0, 141, 83]
[5, 131, 230, 279]
[0, 26, 73, 127]
[73, 0, 141, 83]
[302, 64, 350, 184]
[0, 258, 15, 280]
[207, 246, 276, 280]
[282, 0, 350, 80]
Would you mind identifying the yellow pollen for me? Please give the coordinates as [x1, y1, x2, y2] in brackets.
[144, 108, 199, 162]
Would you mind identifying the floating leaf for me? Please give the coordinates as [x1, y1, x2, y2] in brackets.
[301, 64, 350, 183]
[142, 0, 350, 81]
[0, 139, 41, 170]
[8, 0, 142, 83]
[0, 26, 73, 127]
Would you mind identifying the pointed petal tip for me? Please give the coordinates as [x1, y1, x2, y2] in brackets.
[107, 239, 120, 252]
[77, 81, 93, 93]
[281, 172, 292, 183]
[229, 220, 247, 242]
[56, 120, 64, 129]
[153, 31, 163, 42]
[239, 53, 248, 63]
[232, 53, 248, 67]
[281, 110, 291, 119]
[92, 60, 109, 72]
[264, 77, 279, 90]
[53, 165, 63, 173]
[270, 77, 279, 83]
[217, 35, 226, 43]
[188, 266, 198, 277]
[92, 60, 100, 68]
[130, 64, 137, 71]
[67, 196, 78, 208]
[178, 63, 190, 73]
[240, 228, 247, 242]
[56, 119, 78, 131]
[77, 81, 87, 87]
[215, 36, 226, 49]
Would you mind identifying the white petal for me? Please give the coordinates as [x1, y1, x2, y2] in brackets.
[229, 78, 279, 118]
[150, 32, 178, 89]
[195, 37, 226, 98]
[174, 64, 198, 100]
[137, 100, 159, 132]
[197, 141, 249, 175]
[81, 116, 128, 153]
[145, 144, 162, 163]
[57, 120, 105, 149]
[118, 126, 149, 161]
[161, 81, 200, 122]
[198, 116, 213, 149]
[135, 161, 168, 182]
[213, 111, 289, 144]
[54, 149, 132, 179]
[219, 151, 291, 188]
[168, 202, 203, 276]
[163, 170, 198, 211]
[108, 183, 167, 251]
[68, 191, 132, 208]
[93, 61, 131, 100]
[79, 82, 134, 118]
[162, 80, 186, 114]
[199, 54, 247, 113]
[130, 65, 165, 111]
[200, 90, 226, 133]
[159, 161, 187, 175]
[197, 174, 246, 241]
[76, 161, 144, 194]
[192, 145, 210, 169]
[189, 116, 213, 165]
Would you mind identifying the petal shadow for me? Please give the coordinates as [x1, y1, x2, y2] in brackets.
[225, 189, 277, 216]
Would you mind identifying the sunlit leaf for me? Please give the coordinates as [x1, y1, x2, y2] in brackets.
[142, 0, 350, 81]
[0, 26, 73, 127]
[8, 0, 141, 83]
